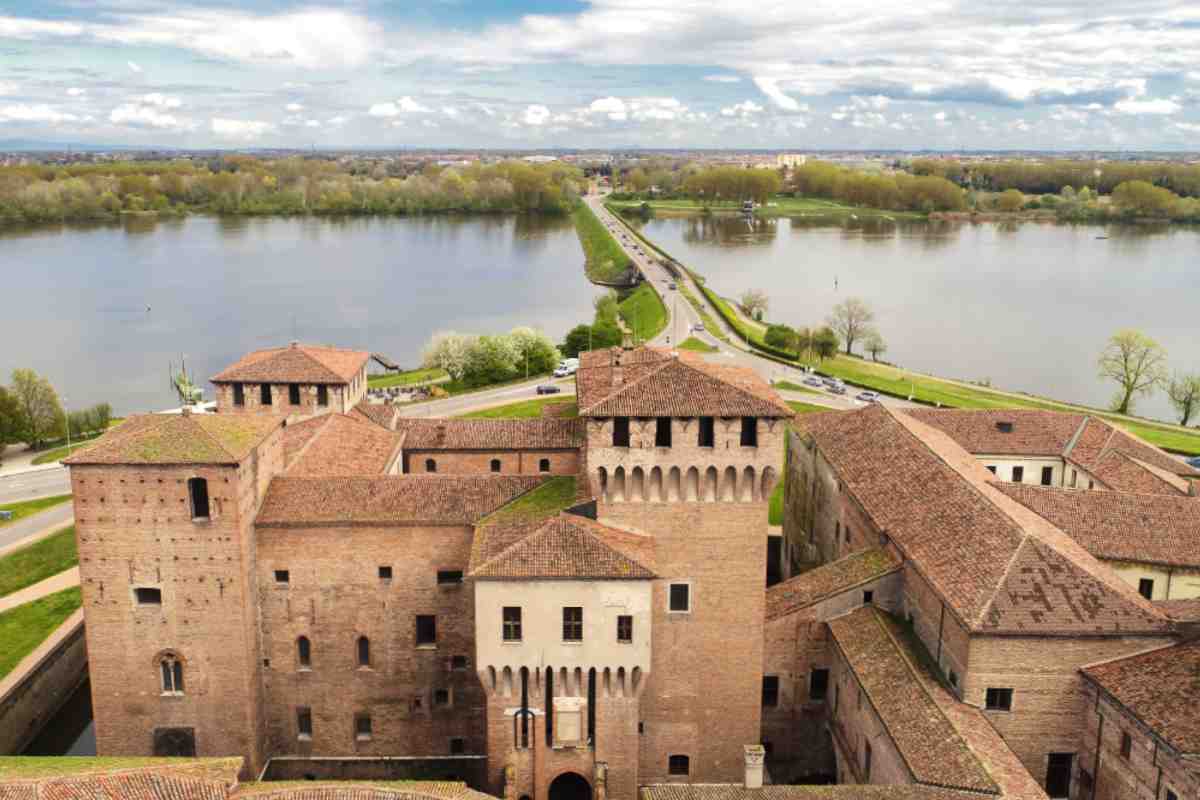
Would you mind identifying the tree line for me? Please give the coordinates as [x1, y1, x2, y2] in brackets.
[0, 158, 584, 225]
[786, 162, 966, 212]
[421, 327, 562, 389]
[911, 158, 1200, 199]
[0, 369, 112, 460]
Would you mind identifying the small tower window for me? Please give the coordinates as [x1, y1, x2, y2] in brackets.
[655, 417, 672, 447]
[490, 459, 502, 473]
[136, 587, 163, 605]
[188, 477, 210, 520]
[613, 417, 630, 447]
[425, 458, 437, 473]
[317, 385, 328, 406]
[416, 615, 437, 646]
[288, 384, 301, 405]
[160, 653, 184, 694]
[503, 607, 522, 641]
[562, 607, 583, 641]
[260, 384, 272, 405]
[539, 458, 551, 473]
[233, 383, 245, 406]
[274, 570, 289, 584]
[297, 636, 311, 668]
[668, 755, 690, 776]
[297, 707, 312, 739]
[617, 614, 633, 643]
[355, 713, 372, 740]
[698, 416, 714, 447]
[357, 636, 370, 667]
[379, 565, 392, 581]
[740, 417, 758, 446]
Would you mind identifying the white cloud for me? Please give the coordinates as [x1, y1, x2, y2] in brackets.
[327, 115, 348, 126]
[0, 104, 79, 123]
[754, 76, 800, 111]
[127, 61, 142, 73]
[704, 74, 741, 83]
[140, 93, 182, 109]
[397, 96, 430, 113]
[286, 102, 304, 112]
[522, 104, 551, 125]
[1175, 122, 1200, 133]
[211, 117, 274, 140]
[587, 96, 628, 121]
[1113, 97, 1181, 115]
[110, 103, 189, 130]
[304, 119, 320, 127]
[474, 103, 496, 117]
[66, 87, 86, 97]
[0, 17, 82, 38]
[720, 100, 763, 118]
[369, 102, 400, 117]
[1012, 119, 1032, 132]
[369, 97, 432, 117]
[933, 111, 947, 121]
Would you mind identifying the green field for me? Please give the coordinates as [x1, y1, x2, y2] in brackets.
[571, 202, 633, 283]
[459, 397, 578, 419]
[0, 495, 72, 527]
[618, 283, 668, 342]
[0, 526, 77, 598]
[0, 586, 82, 679]
[367, 367, 447, 389]
[678, 336, 717, 353]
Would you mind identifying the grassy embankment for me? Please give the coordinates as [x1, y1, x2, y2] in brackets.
[367, 367, 448, 389]
[0, 526, 77, 598]
[618, 283, 668, 342]
[571, 202, 633, 283]
[0, 495, 72, 526]
[608, 196, 922, 220]
[459, 398, 578, 419]
[0, 586, 81, 680]
[678, 337, 717, 353]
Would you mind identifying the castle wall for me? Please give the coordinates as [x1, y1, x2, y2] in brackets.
[828, 646, 912, 786]
[404, 450, 580, 477]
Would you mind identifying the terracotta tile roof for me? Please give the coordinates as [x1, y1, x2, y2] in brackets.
[577, 346, 791, 418]
[257, 475, 546, 526]
[642, 786, 987, 800]
[232, 783, 496, 800]
[765, 548, 901, 620]
[1083, 640, 1200, 755]
[827, 607, 1000, 794]
[37, 773, 228, 800]
[471, 513, 655, 579]
[1090, 451, 1191, 495]
[994, 484, 1200, 569]
[212, 343, 369, 384]
[64, 413, 280, 465]
[286, 414, 402, 477]
[396, 418, 585, 450]
[283, 415, 332, 467]
[801, 405, 1171, 635]
[352, 402, 400, 431]
[1154, 599, 1200, 623]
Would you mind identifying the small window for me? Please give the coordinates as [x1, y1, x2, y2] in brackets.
[698, 416, 714, 447]
[416, 615, 437, 646]
[503, 607, 522, 641]
[669, 583, 691, 612]
[1012, 466, 1024, 483]
[438, 569, 463, 585]
[434, 688, 451, 707]
[297, 636, 311, 668]
[986, 688, 1013, 711]
[617, 614, 633, 643]
[317, 385, 328, 406]
[288, 384, 301, 405]
[188, 477, 210, 520]
[1120, 731, 1132, 759]
[863, 590, 874, 604]
[160, 654, 184, 693]
[136, 587, 163, 605]
[1165, 790, 1178, 800]
[297, 707, 312, 738]
[260, 383, 272, 405]
[357, 636, 370, 667]
[355, 713, 372, 740]
[379, 565, 392, 581]
[563, 607, 583, 641]
[425, 458, 437, 473]
[740, 416, 758, 446]
[1088, 479, 1094, 490]
[1071, 469, 1078, 488]
[810, 668, 829, 701]
[450, 737, 465, 755]
[1138, 578, 1154, 600]
[864, 739, 872, 779]
[655, 417, 672, 447]
[233, 383, 245, 406]
[1041, 466, 1054, 486]
[613, 417, 630, 447]
[490, 458, 501, 473]
[668, 755, 690, 776]
[949, 670, 959, 687]
[986, 465, 997, 474]
[845, 525, 851, 544]
[762, 675, 779, 707]
[451, 655, 468, 670]
[274, 570, 289, 584]
[538, 458, 550, 473]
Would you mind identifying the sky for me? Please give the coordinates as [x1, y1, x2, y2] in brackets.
[1, 0, 1200, 150]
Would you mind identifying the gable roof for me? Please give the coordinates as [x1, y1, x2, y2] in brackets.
[212, 343, 369, 384]
[766, 548, 901, 621]
[642, 787, 996, 800]
[994, 483, 1200, 569]
[353, 402, 400, 431]
[1082, 640, 1200, 755]
[257, 475, 546, 527]
[286, 414, 402, 477]
[801, 405, 1171, 635]
[577, 346, 791, 418]
[471, 513, 655, 579]
[63, 413, 280, 466]
[396, 418, 585, 450]
[1090, 450, 1191, 496]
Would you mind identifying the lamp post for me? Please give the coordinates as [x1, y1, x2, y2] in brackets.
[63, 395, 70, 459]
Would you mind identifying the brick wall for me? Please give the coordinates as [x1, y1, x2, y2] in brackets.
[901, 564, 971, 694]
[782, 431, 877, 567]
[828, 646, 912, 786]
[404, 450, 580, 477]
[214, 382, 351, 418]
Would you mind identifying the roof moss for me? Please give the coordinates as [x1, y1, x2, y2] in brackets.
[477, 475, 579, 528]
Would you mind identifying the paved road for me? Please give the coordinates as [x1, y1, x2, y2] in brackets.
[0, 468, 70, 506]
[0, 501, 74, 553]
[394, 376, 575, 418]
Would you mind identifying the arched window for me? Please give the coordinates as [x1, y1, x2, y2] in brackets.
[160, 653, 184, 694]
[539, 458, 551, 473]
[357, 636, 370, 667]
[425, 458, 437, 473]
[490, 459, 502, 473]
[298, 636, 311, 668]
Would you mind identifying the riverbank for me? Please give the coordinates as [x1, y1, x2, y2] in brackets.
[607, 196, 921, 220]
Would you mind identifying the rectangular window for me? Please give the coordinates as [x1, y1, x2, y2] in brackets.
[613, 417, 630, 447]
[810, 668, 829, 702]
[863, 590, 874, 604]
[355, 713, 372, 740]
[698, 416, 715, 447]
[379, 565, 392, 581]
[669, 582, 691, 612]
[188, 477, 210, 520]
[563, 607, 583, 641]
[260, 383, 272, 405]
[1071, 469, 1078, 488]
[434, 688, 451, 708]
[288, 384, 301, 405]
[1041, 466, 1054, 486]
[297, 707, 312, 738]
[135, 587, 162, 605]
[864, 740, 872, 780]
[233, 383, 244, 406]
[668, 755, 689, 776]
[503, 607, 522, 642]
[985, 688, 1013, 711]
[845, 525, 851, 544]
[317, 385, 328, 406]
[655, 417, 672, 447]
[740, 416, 758, 447]
[450, 737, 465, 755]
[437, 569, 464, 585]
[1012, 466, 1024, 483]
[274, 570, 289, 584]
[1120, 732, 1132, 759]
[762, 675, 779, 707]
[451, 655, 468, 670]
[617, 614, 633, 643]
[416, 615, 437, 646]
[1138, 578, 1154, 600]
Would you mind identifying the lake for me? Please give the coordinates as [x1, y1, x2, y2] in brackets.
[639, 214, 1200, 422]
[0, 215, 594, 416]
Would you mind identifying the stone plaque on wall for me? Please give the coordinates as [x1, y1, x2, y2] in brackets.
[555, 697, 584, 746]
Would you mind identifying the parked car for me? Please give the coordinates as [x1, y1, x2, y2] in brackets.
[856, 391, 880, 403]
[803, 375, 823, 388]
[536, 384, 561, 395]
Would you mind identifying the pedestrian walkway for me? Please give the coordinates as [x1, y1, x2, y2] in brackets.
[0, 566, 80, 613]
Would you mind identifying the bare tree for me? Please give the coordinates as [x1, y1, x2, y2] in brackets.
[739, 289, 769, 321]
[863, 330, 888, 362]
[827, 298, 876, 356]
[1166, 372, 1200, 426]
[1097, 329, 1168, 415]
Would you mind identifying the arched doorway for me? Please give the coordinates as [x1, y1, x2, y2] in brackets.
[548, 772, 591, 800]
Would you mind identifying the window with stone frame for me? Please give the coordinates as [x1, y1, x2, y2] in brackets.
[613, 417, 631, 447]
[503, 607, 522, 641]
[260, 383, 272, 405]
[188, 478, 210, 520]
[655, 417, 672, 447]
[233, 383, 245, 406]
[698, 416, 715, 447]
[355, 713, 372, 740]
[562, 607, 583, 641]
[985, 687, 1013, 711]
[288, 384, 301, 405]
[317, 385, 329, 406]
[297, 707, 312, 738]
[160, 653, 184, 694]
[617, 614, 633, 643]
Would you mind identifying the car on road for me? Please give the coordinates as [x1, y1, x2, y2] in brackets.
[803, 375, 823, 388]
[1188, 455, 1200, 469]
[668, 282, 677, 290]
[828, 381, 847, 395]
[553, 363, 578, 377]
[856, 390, 880, 403]
[821, 377, 838, 388]
[692, 323, 705, 332]
[536, 384, 562, 395]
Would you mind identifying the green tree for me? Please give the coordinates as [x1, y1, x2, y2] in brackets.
[562, 325, 594, 358]
[828, 298, 876, 355]
[1166, 373, 1200, 426]
[863, 330, 888, 362]
[1111, 181, 1179, 218]
[10, 368, 64, 449]
[421, 332, 475, 382]
[764, 324, 798, 354]
[812, 327, 839, 361]
[739, 289, 769, 320]
[509, 327, 561, 377]
[0, 386, 22, 459]
[1097, 329, 1169, 415]
[996, 189, 1025, 212]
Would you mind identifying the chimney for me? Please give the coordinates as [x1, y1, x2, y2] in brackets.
[611, 349, 624, 388]
[743, 744, 765, 789]
[621, 330, 634, 350]
[289, 340, 300, 349]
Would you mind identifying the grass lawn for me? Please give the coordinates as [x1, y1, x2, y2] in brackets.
[572, 202, 633, 283]
[677, 336, 717, 353]
[619, 283, 668, 342]
[774, 381, 823, 395]
[0, 525, 77, 598]
[787, 400, 833, 416]
[0, 494, 72, 527]
[458, 397, 578, 419]
[0, 586, 82, 680]
[367, 367, 447, 389]
[677, 284, 731, 343]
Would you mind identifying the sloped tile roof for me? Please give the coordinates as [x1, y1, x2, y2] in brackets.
[765, 548, 901, 620]
[286, 414, 402, 477]
[397, 418, 585, 450]
[212, 343, 369, 384]
[471, 514, 655, 579]
[232, 783, 497, 800]
[1154, 599, 1200, 622]
[642, 786, 988, 800]
[1090, 451, 1190, 496]
[800, 405, 1170, 635]
[1083, 640, 1200, 755]
[577, 346, 791, 418]
[994, 483, 1200, 569]
[257, 475, 546, 526]
[37, 774, 227, 800]
[352, 402, 400, 431]
[283, 415, 332, 467]
[63, 413, 280, 465]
